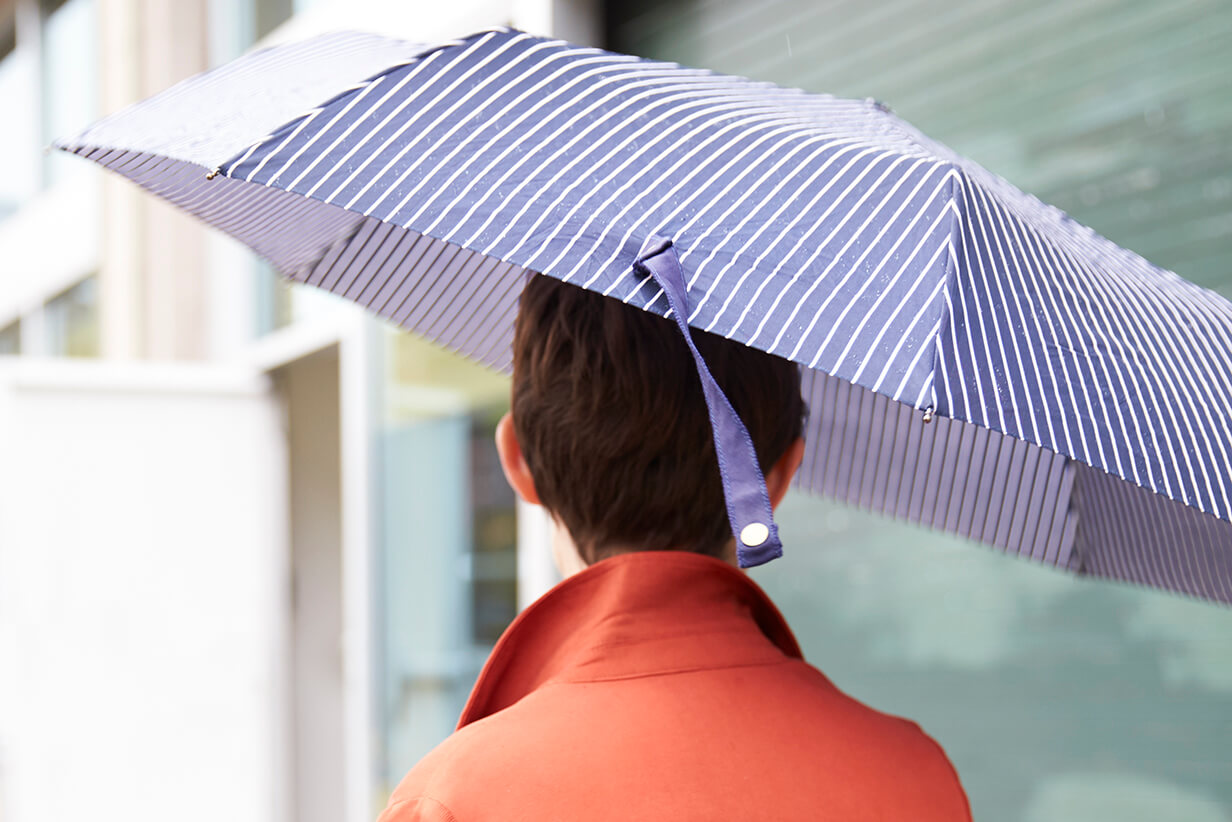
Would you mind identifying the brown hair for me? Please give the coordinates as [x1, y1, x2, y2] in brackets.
[511, 273, 805, 563]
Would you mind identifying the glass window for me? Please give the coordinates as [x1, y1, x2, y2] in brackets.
[254, 261, 294, 336]
[0, 319, 20, 354]
[44, 275, 99, 357]
[40, 0, 99, 187]
[372, 330, 513, 808]
[610, 2, 1232, 819]
[468, 412, 518, 645]
[0, 8, 39, 215]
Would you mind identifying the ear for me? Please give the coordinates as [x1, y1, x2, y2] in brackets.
[765, 437, 805, 511]
[495, 412, 541, 506]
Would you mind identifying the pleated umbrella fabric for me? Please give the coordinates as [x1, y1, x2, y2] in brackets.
[58, 29, 1232, 604]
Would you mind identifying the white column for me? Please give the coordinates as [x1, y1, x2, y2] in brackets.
[97, 0, 144, 359]
[339, 312, 377, 822]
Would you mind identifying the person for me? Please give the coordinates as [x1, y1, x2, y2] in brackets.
[378, 273, 972, 822]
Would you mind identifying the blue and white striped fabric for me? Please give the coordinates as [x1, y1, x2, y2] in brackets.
[59, 29, 1232, 604]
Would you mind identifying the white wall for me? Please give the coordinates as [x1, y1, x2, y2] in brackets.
[0, 359, 287, 822]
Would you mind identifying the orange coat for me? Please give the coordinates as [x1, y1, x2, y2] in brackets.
[379, 551, 971, 821]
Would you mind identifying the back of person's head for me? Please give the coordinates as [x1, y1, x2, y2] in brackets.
[511, 273, 805, 564]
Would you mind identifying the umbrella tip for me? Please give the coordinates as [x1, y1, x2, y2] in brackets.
[206, 167, 221, 180]
[922, 405, 935, 424]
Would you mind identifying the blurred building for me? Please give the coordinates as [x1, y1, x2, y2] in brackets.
[0, 2, 594, 822]
[2, 2, 1231, 822]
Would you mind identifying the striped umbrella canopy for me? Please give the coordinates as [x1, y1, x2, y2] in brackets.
[58, 29, 1232, 604]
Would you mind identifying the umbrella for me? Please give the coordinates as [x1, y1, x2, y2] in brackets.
[57, 28, 1232, 603]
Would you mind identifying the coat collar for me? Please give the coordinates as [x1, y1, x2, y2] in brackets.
[458, 550, 803, 728]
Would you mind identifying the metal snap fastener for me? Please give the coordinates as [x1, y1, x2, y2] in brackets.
[740, 522, 769, 547]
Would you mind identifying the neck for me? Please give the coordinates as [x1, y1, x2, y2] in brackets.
[550, 518, 740, 578]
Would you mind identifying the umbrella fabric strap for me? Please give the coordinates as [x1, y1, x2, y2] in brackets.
[633, 237, 784, 568]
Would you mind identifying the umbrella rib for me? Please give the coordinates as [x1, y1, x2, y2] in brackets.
[868, 247, 952, 401]
[963, 180, 1050, 448]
